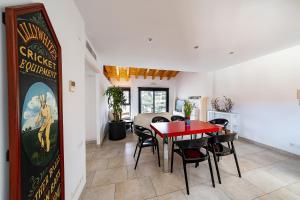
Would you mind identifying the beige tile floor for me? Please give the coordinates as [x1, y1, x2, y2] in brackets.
[80, 133, 300, 200]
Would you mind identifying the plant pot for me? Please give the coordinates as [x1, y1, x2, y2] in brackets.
[108, 121, 126, 140]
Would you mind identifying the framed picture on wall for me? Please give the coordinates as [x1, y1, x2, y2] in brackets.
[5, 3, 65, 200]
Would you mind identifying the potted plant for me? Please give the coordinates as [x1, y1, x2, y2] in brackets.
[183, 100, 193, 126]
[104, 86, 127, 140]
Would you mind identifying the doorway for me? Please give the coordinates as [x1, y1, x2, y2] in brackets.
[85, 61, 98, 143]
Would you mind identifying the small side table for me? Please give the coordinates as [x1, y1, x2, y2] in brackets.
[123, 119, 133, 133]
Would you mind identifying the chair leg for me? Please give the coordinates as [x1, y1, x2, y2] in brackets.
[212, 147, 222, 184]
[232, 143, 242, 178]
[134, 147, 142, 170]
[208, 155, 215, 187]
[152, 146, 155, 154]
[182, 161, 190, 195]
[156, 140, 160, 167]
[171, 142, 174, 173]
[133, 143, 138, 158]
[154, 132, 157, 150]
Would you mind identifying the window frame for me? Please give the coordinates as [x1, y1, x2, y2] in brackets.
[121, 87, 131, 105]
[138, 87, 169, 113]
[120, 87, 131, 118]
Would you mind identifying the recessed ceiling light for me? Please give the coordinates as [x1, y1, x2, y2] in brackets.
[229, 51, 235, 54]
[194, 45, 199, 49]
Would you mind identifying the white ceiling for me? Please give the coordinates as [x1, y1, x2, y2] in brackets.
[75, 0, 300, 72]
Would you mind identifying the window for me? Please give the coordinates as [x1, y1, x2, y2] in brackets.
[138, 87, 169, 113]
[121, 88, 131, 119]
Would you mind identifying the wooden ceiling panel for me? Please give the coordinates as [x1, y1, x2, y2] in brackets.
[144, 69, 149, 79]
[135, 68, 140, 78]
[103, 65, 179, 82]
[129, 67, 135, 76]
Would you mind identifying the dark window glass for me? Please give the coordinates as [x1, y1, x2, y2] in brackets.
[138, 87, 169, 113]
[121, 88, 131, 119]
[141, 90, 154, 113]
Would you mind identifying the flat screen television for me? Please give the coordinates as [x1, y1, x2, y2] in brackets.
[175, 99, 185, 112]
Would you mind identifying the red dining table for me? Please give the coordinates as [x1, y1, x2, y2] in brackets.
[150, 120, 221, 172]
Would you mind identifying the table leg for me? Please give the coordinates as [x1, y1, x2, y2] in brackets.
[163, 137, 169, 172]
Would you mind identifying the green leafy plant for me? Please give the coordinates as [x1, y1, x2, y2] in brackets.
[183, 100, 193, 118]
[104, 86, 126, 122]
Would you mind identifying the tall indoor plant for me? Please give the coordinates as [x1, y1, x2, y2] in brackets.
[104, 86, 127, 140]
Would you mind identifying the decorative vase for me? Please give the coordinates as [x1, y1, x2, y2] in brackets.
[185, 116, 191, 126]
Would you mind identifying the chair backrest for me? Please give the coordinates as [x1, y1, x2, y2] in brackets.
[134, 125, 152, 140]
[209, 132, 237, 144]
[175, 138, 208, 150]
[208, 118, 229, 129]
[152, 116, 170, 123]
[171, 115, 185, 121]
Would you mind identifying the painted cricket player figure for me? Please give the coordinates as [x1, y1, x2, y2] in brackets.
[35, 94, 52, 152]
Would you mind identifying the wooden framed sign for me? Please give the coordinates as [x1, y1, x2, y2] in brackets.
[5, 3, 65, 200]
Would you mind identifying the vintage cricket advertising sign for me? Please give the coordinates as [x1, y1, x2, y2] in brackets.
[5, 3, 64, 200]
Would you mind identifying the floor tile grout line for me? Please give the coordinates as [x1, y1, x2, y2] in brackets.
[149, 175, 159, 198]
[113, 183, 116, 200]
[84, 135, 300, 200]
[250, 185, 299, 200]
[283, 181, 300, 198]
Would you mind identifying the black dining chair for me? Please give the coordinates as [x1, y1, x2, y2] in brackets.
[171, 115, 185, 122]
[152, 116, 170, 139]
[208, 132, 241, 184]
[133, 125, 160, 169]
[152, 116, 170, 123]
[171, 138, 215, 195]
[207, 118, 229, 137]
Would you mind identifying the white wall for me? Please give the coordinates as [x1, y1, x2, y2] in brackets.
[85, 66, 97, 142]
[0, 0, 89, 199]
[175, 71, 214, 100]
[111, 77, 177, 117]
[84, 37, 111, 144]
[213, 45, 300, 155]
[84, 52, 111, 144]
[84, 67, 110, 144]
[98, 72, 111, 143]
[175, 45, 300, 156]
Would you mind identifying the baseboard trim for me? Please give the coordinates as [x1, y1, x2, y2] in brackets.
[239, 136, 300, 159]
[86, 136, 105, 146]
[86, 140, 97, 145]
